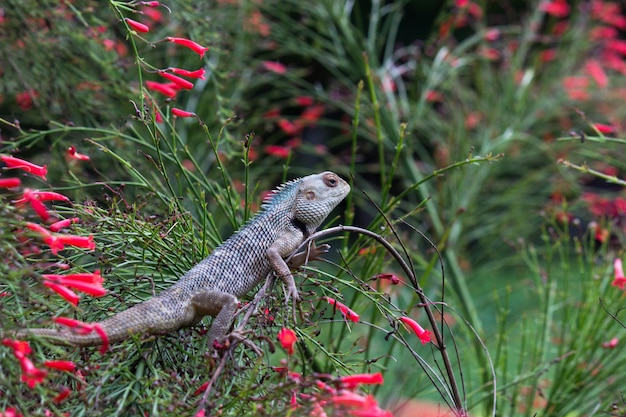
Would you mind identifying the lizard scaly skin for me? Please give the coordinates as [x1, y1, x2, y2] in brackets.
[16, 171, 350, 349]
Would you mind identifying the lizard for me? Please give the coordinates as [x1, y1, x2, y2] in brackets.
[15, 171, 350, 350]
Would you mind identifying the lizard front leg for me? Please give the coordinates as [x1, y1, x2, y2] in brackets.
[287, 242, 330, 269]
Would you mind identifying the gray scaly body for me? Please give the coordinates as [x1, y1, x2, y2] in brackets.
[17, 172, 350, 349]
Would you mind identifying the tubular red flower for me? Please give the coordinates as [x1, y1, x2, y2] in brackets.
[43, 271, 107, 297]
[56, 234, 96, 251]
[52, 386, 72, 404]
[277, 327, 297, 355]
[19, 357, 48, 388]
[593, 123, 615, 135]
[325, 296, 360, 323]
[612, 258, 626, 290]
[44, 360, 76, 372]
[53, 318, 109, 353]
[399, 316, 431, 345]
[264, 145, 291, 159]
[124, 18, 150, 33]
[0, 177, 21, 188]
[23, 190, 51, 221]
[338, 372, 384, 389]
[277, 119, 300, 136]
[29, 190, 70, 202]
[169, 67, 206, 80]
[43, 281, 80, 306]
[375, 273, 400, 285]
[540, 0, 569, 18]
[158, 71, 194, 89]
[67, 146, 90, 161]
[171, 108, 196, 118]
[584, 59, 608, 88]
[166, 37, 210, 58]
[1, 155, 47, 179]
[261, 61, 287, 74]
[49, 217, 80, 232]
[145, 81, 178, 98]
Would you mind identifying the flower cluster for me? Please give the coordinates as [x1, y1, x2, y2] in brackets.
[0, 150, 106, 408]
[124, 8, 209, 121]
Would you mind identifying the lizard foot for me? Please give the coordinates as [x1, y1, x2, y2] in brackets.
[214, 329, 263, 356]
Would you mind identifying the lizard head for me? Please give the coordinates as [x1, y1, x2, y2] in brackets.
[293, 171, 350, 231]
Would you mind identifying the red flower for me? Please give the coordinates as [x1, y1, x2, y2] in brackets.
[166, 37, 210, 58]
[325, 296, 360, 323]
[67, 146, 90, 161]
[145, 81, 178, 98]
[124, 18, 150, 33]
[277, 327, 297, 355]
[52, 386, 72, 404]
[0, 177, 21, 188]
[602, 337, 619, 349]
[19, 357, 48, 388]
[399, 316, 431, 345]
[295, 96, 314, 106]
[48, 281, 81, 305]
[592, 123, 614, 134]
[264, 145, 291, 159]
[56, 234, 96, 251]
[1, 155, 47, 179]
[171, 108, 196, 118]
[158, 71, 194, 90]
[584, 59, 608, 88]
[44, 360, 76, 372]
[338, 372, 384, 389]
[169, 67, 206, 80]
[612, 258, 626, 290]
[22, 190, 51, 221]
[277, 119, 300, 136]
[49, 217, 80, 232]
[540, 0, 569, 18]
[298, 104, 325, 126]
[43, 271, 107, 297]
[261, 61, 287, 74]
[53, 318, 109, 354]
[375, 273, 400, 285]
[15, 90, 39, 111]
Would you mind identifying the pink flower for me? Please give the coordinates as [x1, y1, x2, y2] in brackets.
[169, 67, 206, 80]
[1, 155, 47, 179]
[158, 70, 194, 90]
[277, 328, 297, 355]
[261, 61, 287, 74]
[56, 234, 96, 251]
[399, 316, 431, 345]
[612, 258, 626, 290]
[166, 37, 210, 58]
[325, 296, 360, 323]
[171, 108, 196, 118]
[0, 177, 21, 188]
[124, 18, 150, 33]
[67, 146, 90, 161]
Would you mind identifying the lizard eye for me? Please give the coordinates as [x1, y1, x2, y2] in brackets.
[324, 173, 338, 187]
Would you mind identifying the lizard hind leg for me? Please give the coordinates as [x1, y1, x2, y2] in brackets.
[190, 290, 239, 349]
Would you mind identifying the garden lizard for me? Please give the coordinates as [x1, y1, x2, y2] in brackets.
[17, 171, 350, 349]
